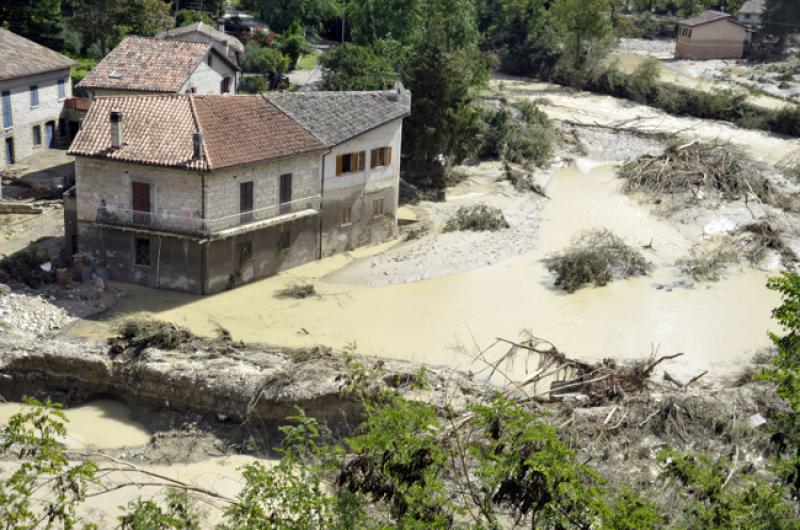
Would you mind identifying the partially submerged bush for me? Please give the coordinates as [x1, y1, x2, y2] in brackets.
[276, 283, 317, 299]
[442, 204, 510, 233]
[738, 222, 797, 266]
[116, 319, 195, 351]
[676, 240, 738, 282]
[544, 229, 652, 292]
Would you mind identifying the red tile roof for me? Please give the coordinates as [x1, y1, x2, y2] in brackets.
[77, 36, 234, 93]
[0, 28, 75, 81]
[68, 95, 326, 171]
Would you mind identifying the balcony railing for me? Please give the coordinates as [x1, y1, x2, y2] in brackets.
[95, 195, 321, 237]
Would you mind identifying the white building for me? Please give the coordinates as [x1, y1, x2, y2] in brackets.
[156, 22, 244, 67]
[738, 0, 766, 27]
[0, 28, 75, 172]
[77, 36, 239, 99]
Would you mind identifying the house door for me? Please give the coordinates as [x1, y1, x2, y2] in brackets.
[279, 173, 292, 214]
[240, 181, 254, 224]
[131, 181, 151, 225]
[45, 121, 55, 148]
[4, 138, 13, 165]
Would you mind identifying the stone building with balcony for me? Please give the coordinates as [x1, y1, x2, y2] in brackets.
[67, 90, 410, 293]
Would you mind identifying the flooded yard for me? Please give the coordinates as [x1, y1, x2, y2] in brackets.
[68, 162, 779, 382]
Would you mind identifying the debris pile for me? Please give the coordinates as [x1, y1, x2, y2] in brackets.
[275, 283, 317, 299]
[0, 291, 73, 336]
[618, 141, 779, 206]
[544, 228, 652, 292]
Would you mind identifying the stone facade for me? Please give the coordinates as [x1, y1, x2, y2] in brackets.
[0, 68, 72, 168]
[72, 113, 405, 294]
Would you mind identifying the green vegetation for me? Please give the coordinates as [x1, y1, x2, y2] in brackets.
[65, 53, 98, 85]
[544, 229, 652, 292]
[319, 43, 397, 91]
[116, 319, 196, 352]
[239, 0, 340, 34]
[296, 51, 319, 71]
[479, 101, 552, 166]
[443, 203, 510, 233]
[175, 9, 216, 27]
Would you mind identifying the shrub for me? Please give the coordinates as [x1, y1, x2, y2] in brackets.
[478, 103, 552, 166]
[239, 75, 267, 94]
[442, 204, 510, 232]
[116, 319, 195, 351]
[275, 283, 317, 299]
[544, 229, 652, 292]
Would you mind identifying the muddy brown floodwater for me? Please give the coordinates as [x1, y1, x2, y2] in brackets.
[70, 164, 778, 382]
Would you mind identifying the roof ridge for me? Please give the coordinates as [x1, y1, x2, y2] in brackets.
[187, 94, 211, 169]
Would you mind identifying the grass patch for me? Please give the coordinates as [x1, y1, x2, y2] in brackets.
[66, 53, 98, 85]
[116, 319, 195, 352]
[544, 229, 652, 293]
[296, 52, 319, 71]
[275, 283, 317, 299]
[442, 204, 509, 232]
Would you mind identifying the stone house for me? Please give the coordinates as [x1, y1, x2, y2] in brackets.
[77, 36, 239, 99]
[156, 22, 244, 67]
[0, 28, 75, 173]
[66, 90, 410, 293]
[738, 0, 766, 27]
[675, 10, 749, 59]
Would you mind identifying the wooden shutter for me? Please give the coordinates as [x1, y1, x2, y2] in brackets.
[132, 182, 151, 212]
[370, 149, 378, 169]
[385, 146, 392, 166]
[336, 155, 343, 176]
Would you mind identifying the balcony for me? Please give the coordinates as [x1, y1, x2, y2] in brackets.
[95, 195, 321, 237]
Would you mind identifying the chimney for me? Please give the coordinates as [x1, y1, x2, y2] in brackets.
[110, 110, 123, 148]
[192, 132, 204, 160]
[388, 80, 404, 102]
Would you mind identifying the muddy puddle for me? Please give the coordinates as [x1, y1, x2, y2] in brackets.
[69, 164, 779, 382]
[0, 399, 152, 449]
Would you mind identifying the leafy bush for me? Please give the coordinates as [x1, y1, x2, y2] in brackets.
[479, 102, 552, 166]
[238, 75, 268, 94]
[544, 229, 652, 292]
[320, 43, 397, 91]
[442, 204, 510, 232]
[175, 9, 215, 27]
[116, 319, 195, 351]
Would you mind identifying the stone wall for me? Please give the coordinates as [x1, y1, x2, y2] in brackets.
[0, 68, 72, 168]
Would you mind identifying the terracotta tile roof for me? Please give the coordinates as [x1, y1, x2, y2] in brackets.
[265, 90, 411, 146]
[0, 28, 75, 81]
[156, 22, 244, 53]
[680, 10, 736, 27]
[68, 95, 326, 171]
[77, 36, 234, 93]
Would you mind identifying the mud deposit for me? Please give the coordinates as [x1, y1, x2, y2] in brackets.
[68, 164, 779, 382]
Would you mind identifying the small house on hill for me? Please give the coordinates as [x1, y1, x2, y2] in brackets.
[77, 36, 239, 99]
[675, 10, 749, 59]
[156, 22, 244, 67]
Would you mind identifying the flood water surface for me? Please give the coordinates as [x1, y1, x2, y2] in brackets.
[0, 399, 152, 449]
[70, 164, 778, 381]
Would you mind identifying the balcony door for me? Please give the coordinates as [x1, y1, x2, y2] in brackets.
[279, 173, 292, 214]
[240, 181, 254, 224]
[132, 181, 151, 225]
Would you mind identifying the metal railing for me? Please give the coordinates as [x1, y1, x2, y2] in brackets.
[95, 195, 321, 236]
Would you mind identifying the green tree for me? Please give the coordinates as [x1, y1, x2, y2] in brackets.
[277, 20, 312, 70]
[549, 0, 616, 86]
[763, 0, 800, 51]
[175, 9, 215, 28]
[240, 0, 340, 34]
[320, 43, 397, 90]
[0, 0, 64, 50]
[346, 0, 423, 46]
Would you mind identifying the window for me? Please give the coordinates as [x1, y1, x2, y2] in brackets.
[135, 238, 151, 266]
[58, 79, 66, 100]
[240, 181, 254, 223]
[335, 151, 366, 176]
[221, 77, 231, 93]
[2, 90, 12, 129]
[4, 137, 13, 165]
[30, 86, 39, 107]
[373, 198, 384, 218]
[340, 206, 353, 226]
[279, 231, 291, 251]
[239, 241, 253, 265]
[32, 125, 42, 147]
[279, 173, 292, 204]
[370, 147, 392, 168]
